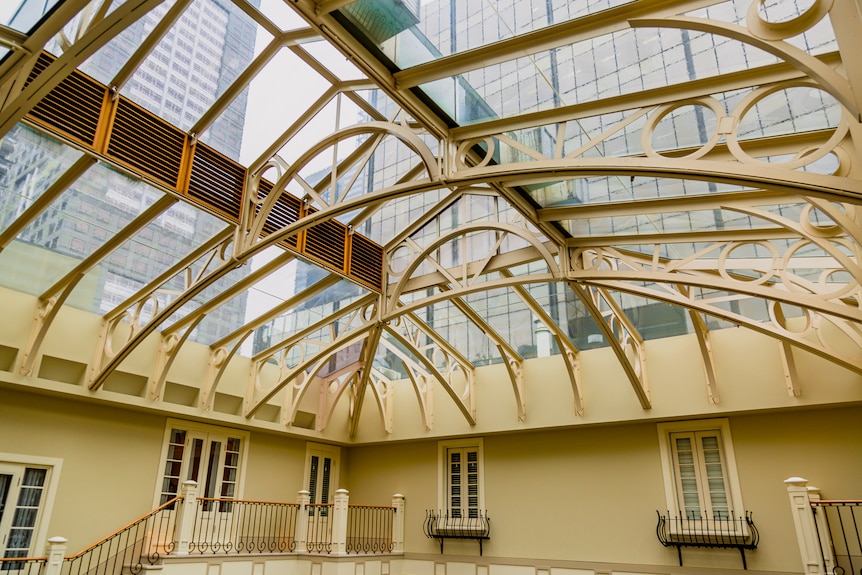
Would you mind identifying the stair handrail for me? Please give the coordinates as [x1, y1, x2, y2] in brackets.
[63, 495, 182, 575]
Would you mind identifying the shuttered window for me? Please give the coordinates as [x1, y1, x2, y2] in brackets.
[670, 431, 730, 520]
[658, 419, 744, 527]
[439, 439, 483, 519]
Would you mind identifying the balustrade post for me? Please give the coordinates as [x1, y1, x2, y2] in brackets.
[295, 490, 310, 553]
[44, 536, 67, 575]
[392, 494, 405, 553]
[785, 477, 826, 575]
[173, 480, 198, 556]
[332, 489, 349, 555]
[807, 484, 836, 574]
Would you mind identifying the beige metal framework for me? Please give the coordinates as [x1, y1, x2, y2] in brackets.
[0, 0, 859, 436]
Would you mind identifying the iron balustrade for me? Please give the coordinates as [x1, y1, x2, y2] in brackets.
[345, 504, 395, 554]
[655, 510, 759, 569]
[4, 491, 402, 573]
[62, 497, 178, 575]
[0, 556, 46, 575]
[188, 498, 299, 554]
[306, 504, 334, 554]
[811, 499, 862, 575]
[423, 510, 491, 555]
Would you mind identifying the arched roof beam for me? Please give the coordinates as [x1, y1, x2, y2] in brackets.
[676, 284, 720, 404]
[382, 324, 476, 426]
[346, 324, 383, 437]
[248, 320, 376, 420]
[569, 282, 650, 409]
[20, 195, 176, 377]
[588, 278, 862, 377]
[387, 221, 560, 315]
[500, 269, 585, 416]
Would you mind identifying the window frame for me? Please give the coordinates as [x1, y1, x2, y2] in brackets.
[657, 419, 745, 526]
[437, 438, 484, 519]
[0, 453, 62, 558]
[152, 419, 249, 510]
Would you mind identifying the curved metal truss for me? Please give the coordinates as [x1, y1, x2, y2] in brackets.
[1, 0, 861, 437]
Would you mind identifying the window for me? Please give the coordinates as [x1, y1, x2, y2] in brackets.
[154, 420, 248, 511]
[0, 455, 62, 563]
[303, 443, 340, 516]
[438, 438, 484, 519]
[657, 419, 744, 523]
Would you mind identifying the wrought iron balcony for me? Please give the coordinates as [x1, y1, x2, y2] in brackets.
[656, 510, 759, 569]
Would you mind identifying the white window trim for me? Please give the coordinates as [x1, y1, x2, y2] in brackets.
[152, 419, 249, 509]
[303, 442, 341, 504]
[437, 438, 484, 516]
[0, 453, 63, 555]
[657, 418, 745, 521]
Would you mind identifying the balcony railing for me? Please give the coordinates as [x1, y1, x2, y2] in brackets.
[346, 505, 395, 554]
[13, 486, 404, 575]
[188, 499, 300, 554]
[655, 510, 759, 569]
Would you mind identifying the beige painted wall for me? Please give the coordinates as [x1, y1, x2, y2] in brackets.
[345, 405, 862, 572]
[0, 388, 313, 554]
[0, 388, 165, 552]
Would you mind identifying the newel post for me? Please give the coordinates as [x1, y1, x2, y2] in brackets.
[332, 489, 350, 555]
[173, 480, 198, 556]
[392, 494, 405, 553]
[44, 536, 67, 575]
[785, 477, 826, 575]
[295, 490, 310, 552]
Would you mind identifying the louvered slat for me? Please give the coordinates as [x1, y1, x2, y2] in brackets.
[25, 53, 105, 147]
[187, 143, 246, 222]
[257, 178, 301, 249]
[303, 206, 348, 273]
[349, 233, 384, 291]
[106, 97, 186, 189]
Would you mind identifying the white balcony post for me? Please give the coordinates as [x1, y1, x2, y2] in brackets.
[44, 536, 67, 575]
[295, 490, 310, 553]
[173, 480, 198, 556]
[332, 489, 349, 555]
[392, 494, 405, 553]
[785, 477, 826, 575]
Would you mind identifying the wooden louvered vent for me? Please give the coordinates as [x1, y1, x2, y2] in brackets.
[106, 97, 186, 190]
[303, 207, 348, 273]
[256, 178, 302, 249]
[349, 233, 384, 290]
[187, 143, 246, 222]
[25, 52, 106, 148]
[22, 52, 386, 292]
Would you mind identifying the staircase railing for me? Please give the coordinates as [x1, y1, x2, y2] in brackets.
[62, 496, 179, 575]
